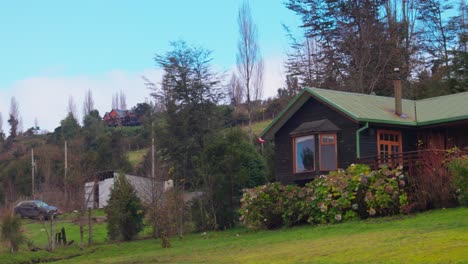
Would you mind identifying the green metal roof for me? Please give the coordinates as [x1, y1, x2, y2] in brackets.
[261, 87, 468, 140]
[415, 93, 468, 125]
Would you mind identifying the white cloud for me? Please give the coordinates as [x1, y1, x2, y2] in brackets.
[262, 55, 286, 99]
[0, 69, 163, 133]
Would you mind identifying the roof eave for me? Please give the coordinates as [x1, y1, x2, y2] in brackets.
[416, 115, 468, 126]
[358, 118, 418, 126]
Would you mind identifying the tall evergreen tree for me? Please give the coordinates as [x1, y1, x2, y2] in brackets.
[152, 40, 224, 188]
[105, 173, 144, 241]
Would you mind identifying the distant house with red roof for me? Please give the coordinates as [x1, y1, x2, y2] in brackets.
[103, 109, 139, 126]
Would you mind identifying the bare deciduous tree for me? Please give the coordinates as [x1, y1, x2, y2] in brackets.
[9, 97, 19, 121]
[284, 28, 323, 89]
[82, 89, 95, 117]
[8, 97, 20, 138]
[253, 58, 264, 101]
[67, 96, 77, 119]
[119, 90, 127, 110]
[112, 93, 119, 109]
[384, 0, 418, 82]
[0, 112, 4, 144]
[228, 73, 244, 107]
[236, 0, 263, 142]
[417, 0, 456, 77]
[18, 117, 23, 135]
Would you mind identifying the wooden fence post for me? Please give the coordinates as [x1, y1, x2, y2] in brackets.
[88, 208, 92, 245]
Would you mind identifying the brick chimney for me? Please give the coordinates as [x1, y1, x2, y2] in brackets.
[393, 67, 402, 116]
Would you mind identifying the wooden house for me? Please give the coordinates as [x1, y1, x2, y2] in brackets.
[260, 87, 468, 185]
[103, 109, 140, 127]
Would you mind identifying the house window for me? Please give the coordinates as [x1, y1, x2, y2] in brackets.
[294, 135, 315, 173]
[319, 134, 337, 171]
[377, 130, 403, 167]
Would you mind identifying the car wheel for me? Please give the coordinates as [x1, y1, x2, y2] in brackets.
[15, 212, 22, 219]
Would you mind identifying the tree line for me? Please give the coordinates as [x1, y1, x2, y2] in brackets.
[282, 0, 467, 99]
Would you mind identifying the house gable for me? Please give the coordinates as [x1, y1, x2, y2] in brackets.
[275, 96, 358, 185]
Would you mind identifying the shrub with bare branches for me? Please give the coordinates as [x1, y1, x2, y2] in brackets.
[0, 207, 25, 253]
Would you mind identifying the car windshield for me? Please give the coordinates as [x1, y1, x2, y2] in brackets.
[34, 201, 48, 207]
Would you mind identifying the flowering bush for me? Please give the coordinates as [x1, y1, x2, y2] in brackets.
[281, 185, 308, 226]
[239, 183, 308, 229]
[239, 183, 286, 230]
[347, 163, 371, 176]
[303, 171, 360, 224]
[240, 165, 409, 230]
[363, 168, 408, 217]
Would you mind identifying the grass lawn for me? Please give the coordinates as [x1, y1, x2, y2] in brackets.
[1, 207, 467, 263]
[126, 148, 148, 167]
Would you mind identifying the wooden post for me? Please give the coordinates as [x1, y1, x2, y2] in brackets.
[64, 141, 68, 206]
[61, 227, 67, 245]
[151, 121, 155, 179]
[50, 216, 55, 251]
[31, 148, 35, 198]
[79, 215, 84, 249]
[88, 208, 92, 245]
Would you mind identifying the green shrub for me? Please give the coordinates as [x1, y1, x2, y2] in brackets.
[303, 171, 360, 224]
[105, 173, 145, 241]
[279, 184, 308, 227]
[196, 128, 267, 230]
[363, 168, 408, 217]
[1, 213, 25, 253]
[240, 165, 409, 230]
[346, 163, 371, 176]
[448, 156, 468, 206]
[239, 183, 286, 230]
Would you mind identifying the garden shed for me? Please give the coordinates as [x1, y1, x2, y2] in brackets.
[84, 171, 173, 208]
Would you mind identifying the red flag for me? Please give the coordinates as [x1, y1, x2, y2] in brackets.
[258, 137, 265, 144]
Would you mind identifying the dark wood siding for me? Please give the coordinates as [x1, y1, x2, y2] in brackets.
[274, 97, 358, 185]
[419, 122, 468, 150]
[447, 123, 468, 149]
[359, 125, 418, 158]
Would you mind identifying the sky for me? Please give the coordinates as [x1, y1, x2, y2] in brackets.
[0, 0, 302, 132]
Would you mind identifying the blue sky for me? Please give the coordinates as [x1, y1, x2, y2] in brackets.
[0, 0, 301, 131]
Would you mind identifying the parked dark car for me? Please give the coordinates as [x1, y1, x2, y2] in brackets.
[14, 200, 58, 220]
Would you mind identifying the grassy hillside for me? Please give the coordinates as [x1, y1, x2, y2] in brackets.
[2, 208, 467, 263]
[242, 119, 272, 136]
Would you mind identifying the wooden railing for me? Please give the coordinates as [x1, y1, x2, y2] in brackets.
[358, 150, 418, 169]
[357, 149, 467, 176]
